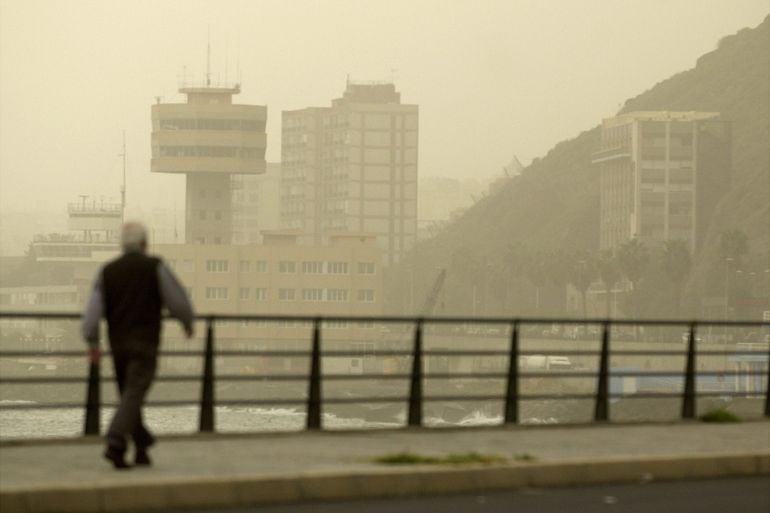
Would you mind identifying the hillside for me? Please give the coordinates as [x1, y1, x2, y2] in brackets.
[389, 15, 770, 318]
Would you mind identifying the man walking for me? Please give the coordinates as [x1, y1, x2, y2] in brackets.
[82, 222, 194, 469]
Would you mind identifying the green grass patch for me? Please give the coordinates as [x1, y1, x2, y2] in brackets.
[514, 453, 535, 462]
[700, 408, 741, 423]
[374, 451, 507, 466]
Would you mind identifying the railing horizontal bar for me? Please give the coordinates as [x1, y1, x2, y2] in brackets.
[0, 377, 90, 384]
[0, 351, 96, 357]
[2, 310, 769, 327]
[3, 389, 766, 412]
[0, 402, 92, 410]
[3, 369, 766, 386]
[1, 349, 766, 362]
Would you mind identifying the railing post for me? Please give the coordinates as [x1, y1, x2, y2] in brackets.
[504, 321, 520, 425]
[199, 317, 215, 432]
[306, 318, 322, 430]
[407, 319, 423, 427]
[594, 321, 610, 422]
[84, 353, 101, 435]
[681, 322, 697, 419]
[765, 334, 770, 419]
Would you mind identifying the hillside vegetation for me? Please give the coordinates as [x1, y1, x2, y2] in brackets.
[389, 15, 769, 318]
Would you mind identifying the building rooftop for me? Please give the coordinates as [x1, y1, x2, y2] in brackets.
[334, 81, 401, 105]
[603, 111, 720, 127]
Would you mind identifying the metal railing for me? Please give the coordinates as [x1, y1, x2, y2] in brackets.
[1, 312, 768, 437]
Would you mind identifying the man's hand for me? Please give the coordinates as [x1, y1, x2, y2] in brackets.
[88, 346, 101, 365]
[184, 324, 194, 339]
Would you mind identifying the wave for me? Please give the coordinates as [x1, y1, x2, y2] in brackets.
[457, 410, 503, 426]
[523, 417, 558, 424]
[218, 406, 304, 417]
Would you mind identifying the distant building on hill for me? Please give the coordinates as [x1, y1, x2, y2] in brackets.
[592, 111, 731, 252]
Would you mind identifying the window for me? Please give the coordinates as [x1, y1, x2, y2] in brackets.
[205, 287, 228, 300]
[357, 262, 375, 274]
[180, 259, 195, 272]
[205, 260, 229, 273]
[302, 288, 323, 301]
[214, 211, 222, 221]
[327, 262, 349, 274]
[641, 169, 665, 184]
[302, 261, 324, 274]
[239, 260, 251, 273]
[326, 289, 348, 302]
[255, 288, 268, 301]
[199, 210, 207, 220]
[325, 320, 349, 329]
[357, 289, 375, 302]
[278, 288, 296, 301]
[239, 288, 250, 300]
[279, 261, 296, 273]
[256, 260, 268, 273]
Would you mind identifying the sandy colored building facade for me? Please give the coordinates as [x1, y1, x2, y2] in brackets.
[281, 82, 418, 266]
[154, 232, 384, 344]
[151, 84, 268, 245]
[593, 111, 731, 252]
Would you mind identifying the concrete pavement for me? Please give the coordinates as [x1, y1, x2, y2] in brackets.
[1, 422, 769, 513]
[214, 477, 770, 513]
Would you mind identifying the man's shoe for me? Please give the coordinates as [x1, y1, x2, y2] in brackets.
[135, 448, 152, 466]
[104, 446, 130, 470]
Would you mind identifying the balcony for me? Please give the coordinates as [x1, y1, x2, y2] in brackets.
[591, 145, 631, 164]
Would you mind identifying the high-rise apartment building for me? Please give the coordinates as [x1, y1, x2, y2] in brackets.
[231, 163, 282, 245]
[151, 83, 267, 245]
[592, 111, 731, 252]
[281, 81, 418, 265]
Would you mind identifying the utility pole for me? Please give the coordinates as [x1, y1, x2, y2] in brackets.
[119, 131, 126, 224]
[206, 26, 211, 86]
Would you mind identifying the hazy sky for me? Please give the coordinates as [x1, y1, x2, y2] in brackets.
[0, 0, 767, 217]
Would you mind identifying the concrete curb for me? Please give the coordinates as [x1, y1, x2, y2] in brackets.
[2, 452, 768, 513]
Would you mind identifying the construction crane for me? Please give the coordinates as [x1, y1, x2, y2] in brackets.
[419, 268, 446, 316]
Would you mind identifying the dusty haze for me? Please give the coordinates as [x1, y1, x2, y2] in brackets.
[1, 0, 767, 232]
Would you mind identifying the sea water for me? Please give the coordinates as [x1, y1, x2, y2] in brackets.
[0, 400, 553, 439]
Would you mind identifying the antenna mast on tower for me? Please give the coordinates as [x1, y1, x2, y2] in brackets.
[119, 131, 126, 223]
[206, 26, 211, 86]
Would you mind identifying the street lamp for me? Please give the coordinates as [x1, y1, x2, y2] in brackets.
[724, 257, 734, 320]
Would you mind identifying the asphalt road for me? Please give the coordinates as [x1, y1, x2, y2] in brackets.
[180, 476, 770, 513]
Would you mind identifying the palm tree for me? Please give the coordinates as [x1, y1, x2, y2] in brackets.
[617, 238, 648, 290]
[617, 238, 649, 325]
[598, 249, 621, 318]
[718, 230, 749, 319]
[662, 239, 692, 318]
[568, 251, 598, 319]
